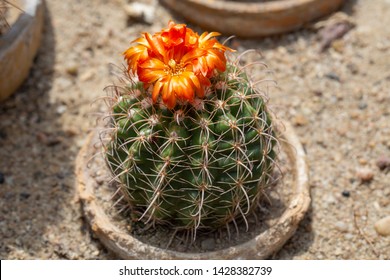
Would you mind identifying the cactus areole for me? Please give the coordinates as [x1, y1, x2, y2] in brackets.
[105, 21, 277, 234]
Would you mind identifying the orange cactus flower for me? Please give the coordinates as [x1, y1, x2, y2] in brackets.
[123, 21, 234, 108]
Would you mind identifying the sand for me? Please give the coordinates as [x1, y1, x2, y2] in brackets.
[0, 0, 389, 259]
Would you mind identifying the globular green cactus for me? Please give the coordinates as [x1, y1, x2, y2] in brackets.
[105, 63, 277, 232]
[103, 22, 277, 235]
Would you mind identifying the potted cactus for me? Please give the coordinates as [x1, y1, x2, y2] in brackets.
[76, 21, 310, 259]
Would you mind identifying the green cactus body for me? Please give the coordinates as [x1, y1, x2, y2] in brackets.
[105, 64, 277, 231]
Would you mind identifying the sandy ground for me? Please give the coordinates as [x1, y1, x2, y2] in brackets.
[0, 0, 389, 260]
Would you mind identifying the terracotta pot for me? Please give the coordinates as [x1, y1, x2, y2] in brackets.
[160, 0, 345, 37]
[76, 120, 310, 259]
[0, 0, 44, 101]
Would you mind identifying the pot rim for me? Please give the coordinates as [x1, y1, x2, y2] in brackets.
[160, 0, 345, 37]
[76, 120, 310, 259]
[0, 0, 44, 101]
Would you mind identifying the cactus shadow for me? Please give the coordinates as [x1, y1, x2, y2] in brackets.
[0, 4, 96, 259]
[343, 0, 358, 16]
[0, 3, 56, 259]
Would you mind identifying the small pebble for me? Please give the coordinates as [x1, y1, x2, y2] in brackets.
[36, 132, 62, 147]
[0, 172, 5, 184]
[356, 167, 374, 182]
[333, 153, 342, 162]
[376, 155, 390, 170]
[345, 233, 354, 240]
[331, 39, 345, 53]
[335, 221, 349, 232]
[374, 216, 390, 236]
[56, 77, 73, 90]
[325, 194, 337, 204]
[312, 90, 323, 96]
[359, 158, 368, 165]
[325, 72, 341, 82]
[293, 114, 309, 126]
[347, 63, 359, 74]
[95, 174, 108, 185]
[373, 201, 381, 211]
[315, 253, 325, 259]
[379, 197, 390, 207]
[65, 62, 79, 76]
[20, 192, 31, 200]
[334, 247, 343, 256]
[56, 105, 67, 115]
[125, 2, 155, 25]
[358, 101, 368, 110]
[342, 190, 350, 197]
[64, 128, 78, 137]
[0, 130, 7, 140]
[92, 250, 100, 257]
[79, 70, 95, 82]
[201, 238, 216, 251]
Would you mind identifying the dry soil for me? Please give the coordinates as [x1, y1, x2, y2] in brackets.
[0, 0, 389, 259]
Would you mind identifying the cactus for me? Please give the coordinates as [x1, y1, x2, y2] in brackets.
[103, 21, 277, 234]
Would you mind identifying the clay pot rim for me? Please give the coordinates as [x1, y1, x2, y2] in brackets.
[0, 0, 41, 47]
[0, 0, 44, 101]
[178, 0, 332, 14]
[76, 120, 310, 259]
[160, 0, 345, 37]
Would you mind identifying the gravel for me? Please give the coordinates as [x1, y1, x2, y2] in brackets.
[374, 216, 390, 236]
[0, 0, 389, 259]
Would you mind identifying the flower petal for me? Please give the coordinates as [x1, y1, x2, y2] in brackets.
[199, 31, 221, 43]
[139, 57, 166, 70]
[172, 75, 194, 102]
[138, 69, 166, 84]
[152, 79, 164, 102]
[144, 32, 166, 60]
[123, 21, 235, 108]
[123, 45, 149, 73]
[161, 21, 186, 48]
[181, 48, 206, 65]
[161, 78, 176, 109]
[138, 58, 167, 84]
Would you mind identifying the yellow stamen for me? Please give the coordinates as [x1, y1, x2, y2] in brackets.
[165, 59, 184, 76]
[168, 59, 176, 70]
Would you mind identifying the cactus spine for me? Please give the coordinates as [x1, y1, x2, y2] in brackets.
[104, 22, 277, 235]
